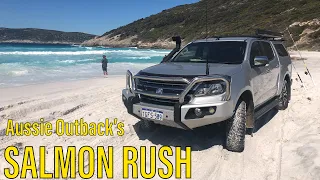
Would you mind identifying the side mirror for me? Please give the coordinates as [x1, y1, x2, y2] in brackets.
[254, 56, 269, 66]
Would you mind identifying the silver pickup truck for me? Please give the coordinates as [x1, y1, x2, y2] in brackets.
[122, 30, 292, 152]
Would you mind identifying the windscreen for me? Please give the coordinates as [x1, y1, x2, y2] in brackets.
[171, 41, 247, 64]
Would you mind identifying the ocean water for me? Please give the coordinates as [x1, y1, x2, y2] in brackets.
[0, 43, 170, 87]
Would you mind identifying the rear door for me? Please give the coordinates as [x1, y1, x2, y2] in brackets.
[273, 43, 292, 95]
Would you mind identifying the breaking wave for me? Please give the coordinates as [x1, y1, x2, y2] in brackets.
[124, 56, 152, 60]
[0, 49, 169, 56]
[0, 44, 169, 87]
[9, 70, 29, 76]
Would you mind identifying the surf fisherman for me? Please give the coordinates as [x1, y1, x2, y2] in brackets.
[101, 55, 108, 76]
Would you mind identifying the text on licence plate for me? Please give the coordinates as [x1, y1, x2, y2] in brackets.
[141, 108, 163, 121]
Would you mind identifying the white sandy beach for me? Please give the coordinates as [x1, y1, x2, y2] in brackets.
[0, 51, 320, 180]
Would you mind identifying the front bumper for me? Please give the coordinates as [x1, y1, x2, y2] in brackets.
[122, 90, 233, 130]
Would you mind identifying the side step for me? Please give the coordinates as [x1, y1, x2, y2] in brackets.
[254, 97, 279, 120]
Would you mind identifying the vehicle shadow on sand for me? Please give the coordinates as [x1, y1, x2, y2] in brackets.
[134, 109, 279, 151]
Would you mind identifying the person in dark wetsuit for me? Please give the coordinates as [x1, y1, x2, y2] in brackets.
[101, 55, 108, 76]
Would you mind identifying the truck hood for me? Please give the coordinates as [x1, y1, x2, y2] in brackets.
[139, 63, 242, 77]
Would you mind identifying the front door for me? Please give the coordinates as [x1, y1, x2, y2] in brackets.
[250, 41, 270, 107]
[259, 41, 280, 99]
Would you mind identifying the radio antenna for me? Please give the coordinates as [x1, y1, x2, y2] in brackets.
[205, 0, 210, 75]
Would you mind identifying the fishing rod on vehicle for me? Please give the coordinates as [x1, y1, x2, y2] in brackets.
[286, 27, 316, 87]
[291, 58, 307, 91]
[281, 28, 307, 91]
[271, 22, 308, 91]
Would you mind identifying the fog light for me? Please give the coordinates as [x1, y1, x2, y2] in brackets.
[209, 107, 216, 114]
[194, 108, 202, 117]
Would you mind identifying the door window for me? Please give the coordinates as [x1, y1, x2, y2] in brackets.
[260, 41, 275, 60]
[274, 44, 289, 57]
[250, 41, 263, 67]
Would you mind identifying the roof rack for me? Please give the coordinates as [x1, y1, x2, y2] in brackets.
[211, 29, 285, 41]
[255, 29, 283, 38]
[255, 29, 285, 41]
[212, 35, 258, 39]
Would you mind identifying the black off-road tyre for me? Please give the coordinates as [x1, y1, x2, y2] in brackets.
[226, 101, 247, 152]
[139, 119, 157, 132]
[277, 80, 290, 110]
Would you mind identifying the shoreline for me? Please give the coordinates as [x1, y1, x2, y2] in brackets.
[1, 51, 318, 89]
[1, 50, 319, 91]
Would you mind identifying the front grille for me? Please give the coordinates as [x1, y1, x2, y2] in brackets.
[135, 78, 189, 106]
[136, 79, 188, 95]
[140, 95, 178, 106]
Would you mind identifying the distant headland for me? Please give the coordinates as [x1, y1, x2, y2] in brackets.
[0, 28, 96, 45]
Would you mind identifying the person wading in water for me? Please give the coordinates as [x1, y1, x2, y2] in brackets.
[101, 55, 108, 77]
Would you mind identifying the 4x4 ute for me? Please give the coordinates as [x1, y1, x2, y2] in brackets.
[122, 30, 292, 152]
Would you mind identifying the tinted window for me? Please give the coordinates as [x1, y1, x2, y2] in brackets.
[260, 41, 275, 60]
[172, 41, 247, 64]
[274, 44, 289, 57]
[250, 41, 263, 66]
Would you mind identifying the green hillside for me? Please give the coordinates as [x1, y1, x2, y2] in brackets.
[83, 0, 320, 50]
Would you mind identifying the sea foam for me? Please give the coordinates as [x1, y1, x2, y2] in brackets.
[0, 44, 169, 87]
[0, 49, 169, 56]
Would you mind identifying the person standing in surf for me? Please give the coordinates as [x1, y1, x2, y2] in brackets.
[101, 55, 108, 76]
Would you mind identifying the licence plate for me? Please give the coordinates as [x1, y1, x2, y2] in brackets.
[141, 108, 163, 121]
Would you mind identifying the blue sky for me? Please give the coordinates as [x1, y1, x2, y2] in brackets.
[0, 0, 198, 35]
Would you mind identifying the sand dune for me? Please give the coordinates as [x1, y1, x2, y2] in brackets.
[0, 51, 319, 180]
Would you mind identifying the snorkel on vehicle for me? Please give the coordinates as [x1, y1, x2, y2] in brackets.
[161, 36, 182, 63]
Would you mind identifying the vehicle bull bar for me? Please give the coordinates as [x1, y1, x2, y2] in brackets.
[126, 70, 231, 103]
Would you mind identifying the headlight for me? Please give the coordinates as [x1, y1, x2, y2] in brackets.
[193, 81, 226, 97]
